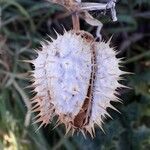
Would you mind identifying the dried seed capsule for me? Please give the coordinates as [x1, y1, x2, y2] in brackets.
[29, 30, 125, 137]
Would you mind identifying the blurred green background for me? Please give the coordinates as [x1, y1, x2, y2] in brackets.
[0, 0, 150, 149]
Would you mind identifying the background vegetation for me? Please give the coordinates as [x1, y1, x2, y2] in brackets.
[0, 0, 150, 149]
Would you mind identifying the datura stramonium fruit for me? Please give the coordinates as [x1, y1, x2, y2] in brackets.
[29, 30, 126, 137]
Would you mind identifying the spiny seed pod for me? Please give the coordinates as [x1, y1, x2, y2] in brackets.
[29, 30, 127, 137]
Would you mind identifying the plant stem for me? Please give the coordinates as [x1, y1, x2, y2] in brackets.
[72, 12, 80, 31]
[69, 0, 80, 31]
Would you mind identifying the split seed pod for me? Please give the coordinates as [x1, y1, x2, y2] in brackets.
[29, 30, 126, 137]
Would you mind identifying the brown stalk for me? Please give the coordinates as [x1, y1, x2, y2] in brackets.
[72, 12, 80, 31]
[69, 0, 80, 31]
[52, 0, 80, 31]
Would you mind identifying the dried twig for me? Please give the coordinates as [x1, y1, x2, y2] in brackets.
[49, 0, 117, 38]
